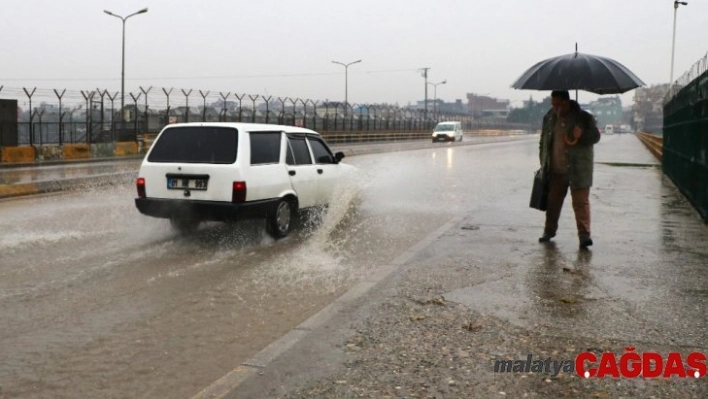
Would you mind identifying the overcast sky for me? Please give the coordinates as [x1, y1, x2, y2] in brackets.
[2, 0, 706, 108]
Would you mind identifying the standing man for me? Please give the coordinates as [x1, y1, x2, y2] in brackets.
[538, 90, 600, 248]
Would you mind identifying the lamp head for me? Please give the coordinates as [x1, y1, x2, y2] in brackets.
[103, 10, 114, 16]
[137, 8, 149, 14]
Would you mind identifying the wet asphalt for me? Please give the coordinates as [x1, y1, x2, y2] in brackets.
[1, 133, 706, 398]
[0, 135, 528, 198]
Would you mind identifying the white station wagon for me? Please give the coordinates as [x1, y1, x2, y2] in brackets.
[135, 122, 351, 238]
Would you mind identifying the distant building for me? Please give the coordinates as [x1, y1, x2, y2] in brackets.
[438, 99, 468, 114]
[414, 99, 468, 115]
[588, 96, 623, 127]
[621, 106, 634, 125]
[466, 93, 509, 118]
[633, 83, 669, 133]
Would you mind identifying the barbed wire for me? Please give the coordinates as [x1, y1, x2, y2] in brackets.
[0, 85, 471, 118]
[665, 51, 708, 104]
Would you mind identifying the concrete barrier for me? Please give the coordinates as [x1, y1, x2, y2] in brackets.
[63, 143, 92, 160]
[1, 146, 36, 163]
[92, 143, 116, 158]
[38, 145, 63, 161]
[0, 182, 41, 198]
[115, 142, 139, 156]
[635, 132, 663, 161]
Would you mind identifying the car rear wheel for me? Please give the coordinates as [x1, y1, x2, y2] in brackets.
[266, 199, 293, 239]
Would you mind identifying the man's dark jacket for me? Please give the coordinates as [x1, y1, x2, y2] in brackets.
[539, 100, 600, 189]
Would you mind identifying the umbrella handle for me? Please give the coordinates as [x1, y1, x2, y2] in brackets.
[564, 126, 582, 146]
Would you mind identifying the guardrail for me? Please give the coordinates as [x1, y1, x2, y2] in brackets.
[635, 132, 663, 161]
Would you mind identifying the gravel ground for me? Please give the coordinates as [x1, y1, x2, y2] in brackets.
[279, 255, 707, 398]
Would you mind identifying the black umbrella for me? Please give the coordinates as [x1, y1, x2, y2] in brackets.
[511, 51, 645, 95]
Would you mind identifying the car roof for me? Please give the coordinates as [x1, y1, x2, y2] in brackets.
[436, 121, 459, 124]
[162, 122, 320, 135]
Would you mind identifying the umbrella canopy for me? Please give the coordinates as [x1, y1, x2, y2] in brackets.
[511, 51, 645, 95]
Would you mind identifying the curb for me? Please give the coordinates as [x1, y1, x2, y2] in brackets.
[0, 155, 144, 170]
[0, 171, 137, 200]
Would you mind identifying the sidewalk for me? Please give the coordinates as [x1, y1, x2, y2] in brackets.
[204, 134, 708, 398]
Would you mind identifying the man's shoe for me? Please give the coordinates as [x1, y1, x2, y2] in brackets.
[538, 232, 556, 243]
[579, 236, 593, 248]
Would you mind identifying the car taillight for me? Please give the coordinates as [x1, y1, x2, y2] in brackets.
[136, 177, 146, 198]
[232, 181, 246, 203]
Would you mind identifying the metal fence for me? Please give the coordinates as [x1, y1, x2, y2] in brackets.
[0, 86, 535, 147]
[663, 55, 708, 222]
[15, 121, 144, 146]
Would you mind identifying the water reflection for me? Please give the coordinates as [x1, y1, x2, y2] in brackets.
[526, 243, 594, 319]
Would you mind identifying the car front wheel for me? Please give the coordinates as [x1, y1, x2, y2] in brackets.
[266, 199, 293, 239]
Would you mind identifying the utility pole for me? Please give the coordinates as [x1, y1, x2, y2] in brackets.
[332, 59, 362, 121]
[428, 80, 447, 121]
[670, 1, 688, 90]
[421, 67, 430, 121]
[104, 8, 149, 121]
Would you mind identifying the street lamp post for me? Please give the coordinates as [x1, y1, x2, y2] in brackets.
[670, 1, 688, 89]
[428, 80, 447, 121]
[104, 7, 148, 121]
[331, 59, 362, 121]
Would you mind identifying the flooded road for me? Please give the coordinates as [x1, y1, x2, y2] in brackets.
[0, 137, 537, 398]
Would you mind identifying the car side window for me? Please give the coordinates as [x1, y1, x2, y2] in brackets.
[250, 132, 282, 165]
[307, 136, 334, 164]
[287, 136, 312, 165]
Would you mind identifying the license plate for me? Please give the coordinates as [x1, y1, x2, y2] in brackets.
[166, 174, 209, 190]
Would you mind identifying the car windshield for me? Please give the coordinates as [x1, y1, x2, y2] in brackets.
[148, 126, 238, 164]
[434, 124, 455, 132]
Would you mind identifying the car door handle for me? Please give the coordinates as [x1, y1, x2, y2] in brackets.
[289, 170, 296, 176]
[317, 169, 323, 174]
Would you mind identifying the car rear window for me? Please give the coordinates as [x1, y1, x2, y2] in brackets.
[148, 126, 238, 164]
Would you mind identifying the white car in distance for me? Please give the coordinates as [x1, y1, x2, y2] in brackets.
[432, 121, 463, 142]
[135, 122, 352, 238]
